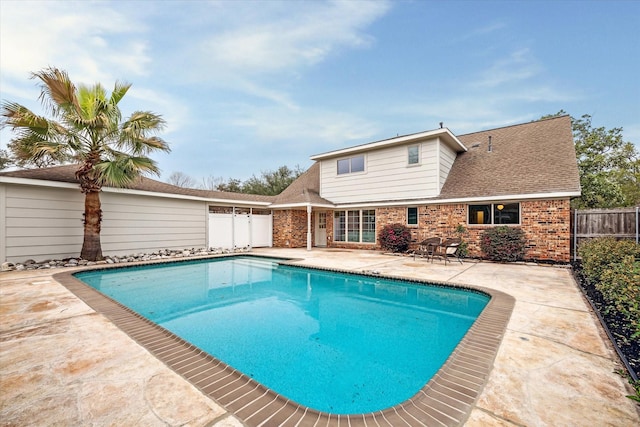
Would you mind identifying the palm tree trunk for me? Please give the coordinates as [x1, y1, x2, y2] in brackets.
[80, 190, 104, 261]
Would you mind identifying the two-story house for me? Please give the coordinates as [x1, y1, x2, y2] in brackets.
[270, 115, 581, 261]
[0, 115, 580, 263]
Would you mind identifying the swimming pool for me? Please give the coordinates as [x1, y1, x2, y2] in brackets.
[75, 256, 489, 415]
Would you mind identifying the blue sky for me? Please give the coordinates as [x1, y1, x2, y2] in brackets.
[1, 0, 639, 183]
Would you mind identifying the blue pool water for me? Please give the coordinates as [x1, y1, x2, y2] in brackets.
[75, 256, 489, 414]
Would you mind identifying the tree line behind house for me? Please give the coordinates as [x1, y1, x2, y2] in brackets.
[166, 165, 305, 196]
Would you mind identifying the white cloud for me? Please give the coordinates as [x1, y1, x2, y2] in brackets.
[474, 48, 541, 88]
[0, 1, 150, 85]
[225, 103, 378, 149]
[183, 0, 391, 107]
[198, 0, 388, 74]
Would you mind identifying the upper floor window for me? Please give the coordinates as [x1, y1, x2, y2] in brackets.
[408, 145, 420, 165]
[468, 203, 520, 225]
[407, 207, 418, 226]
[337, 155, 365, 175]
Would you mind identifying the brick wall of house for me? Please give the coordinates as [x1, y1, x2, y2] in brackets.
[520, 199, 572, 262]
[272, 210, 308, 248]
[275, 199, 572, 262]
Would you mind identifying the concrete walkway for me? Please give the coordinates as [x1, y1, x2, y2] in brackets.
[1, 248, 638, 426]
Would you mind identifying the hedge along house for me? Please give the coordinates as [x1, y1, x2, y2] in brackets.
[0, 115, 580, 264]
[269, 115, 581, 262]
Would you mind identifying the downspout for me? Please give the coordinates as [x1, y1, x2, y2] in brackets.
[307, 204, 312, 251]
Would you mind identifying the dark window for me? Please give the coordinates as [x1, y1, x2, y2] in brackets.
[494, 203, 520, 224]
[469, 203, 520, 225]
[407, 207, 418, 225]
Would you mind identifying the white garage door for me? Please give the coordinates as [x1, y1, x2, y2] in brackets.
[208, 211, 272, 249]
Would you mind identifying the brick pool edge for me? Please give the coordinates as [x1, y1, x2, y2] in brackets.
[53, 254, 515, 427]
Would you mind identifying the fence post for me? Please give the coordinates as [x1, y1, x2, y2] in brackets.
[573, 208, 578, 262]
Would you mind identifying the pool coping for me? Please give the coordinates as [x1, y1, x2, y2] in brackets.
[53, 254, 515, 427]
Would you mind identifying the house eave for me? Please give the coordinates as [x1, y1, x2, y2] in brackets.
[331, 191, 581, 209]
[270, 202, 336, 210]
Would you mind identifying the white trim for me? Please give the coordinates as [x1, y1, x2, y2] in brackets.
[104, 187, 271, 206]
[0, 176, 81, 190]
[270, 202, 335, 209]
[331, 191, 581, 209]
[306, 204, 312, 251]
[310, 128, 467, 160]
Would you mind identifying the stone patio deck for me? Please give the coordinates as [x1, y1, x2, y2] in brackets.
[1, 248, 638, 426]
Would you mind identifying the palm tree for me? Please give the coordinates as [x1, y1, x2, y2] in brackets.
[1, 67, 170, 261]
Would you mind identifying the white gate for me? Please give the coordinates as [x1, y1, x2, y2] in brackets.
[251, 213, 273, 247]
[208, 210, 272, 250]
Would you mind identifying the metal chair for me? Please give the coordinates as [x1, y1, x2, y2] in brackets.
[412, 237, 441, 261]
[433, 238, 463, 264]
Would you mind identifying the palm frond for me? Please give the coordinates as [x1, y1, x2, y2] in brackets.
[119, 111, 169, 154]
[94, 155, 161, 188]
[110, 80, 132, 106]
[1, 101, 50, 132]
[32, 67, 80, 118]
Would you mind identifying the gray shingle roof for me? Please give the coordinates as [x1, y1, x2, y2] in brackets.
[271, 163, 333, 206]
[442, 115, 580, 199]
[0, 116, 581, 207]
[0, 164, 275, 204]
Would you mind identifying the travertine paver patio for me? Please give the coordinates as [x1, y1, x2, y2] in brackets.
[1, 248, 638, 426]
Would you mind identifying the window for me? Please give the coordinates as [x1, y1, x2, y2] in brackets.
[362, 210, 376, 243]
[347, 210, 360, 242]
[318, 212, 326, 229]
[407, 207, 418, 226]
[408, 145, 420, 165]
[337, 155, 365, 175]
[334, 209, 376, 243]
[468, 203, 520, 225]
[334, 211, 346, 241]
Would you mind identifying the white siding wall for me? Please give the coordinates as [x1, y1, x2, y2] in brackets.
[319, 139, 440, 204]
[439, 139, 457, 191]
[100, 191, 206, 254]
[0, 182, 207, 263]
[2, 184, 85, 262]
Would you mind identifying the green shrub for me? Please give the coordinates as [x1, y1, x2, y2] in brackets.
[454, 224, 469, 258]
[578, 238, 640, 284]
[579, 238, 640, 340]
[480, 226, 526, 262]
[379, 223, 412, 253]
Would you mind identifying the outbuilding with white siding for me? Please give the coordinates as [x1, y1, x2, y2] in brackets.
[0, 165, 274, 263]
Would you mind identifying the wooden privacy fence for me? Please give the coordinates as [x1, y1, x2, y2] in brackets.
[572, 206, 640, 261]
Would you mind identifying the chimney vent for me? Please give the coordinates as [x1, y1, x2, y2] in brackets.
[488, 135, 493, 152]
[439, 122, 443, 129]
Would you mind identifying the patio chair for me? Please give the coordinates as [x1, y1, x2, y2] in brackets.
[413, 237, 441, 261]
[432, 238, 463, 265]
